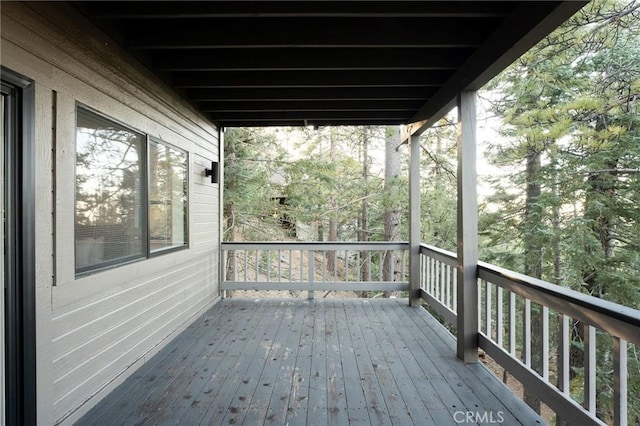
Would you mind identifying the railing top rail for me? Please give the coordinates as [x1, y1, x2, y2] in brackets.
[419, 243, 457, 266]
[222, 241, 409, 250]
[478, 260, 640, 332]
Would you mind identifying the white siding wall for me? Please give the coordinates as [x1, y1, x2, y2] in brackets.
[1, 3, 221, 424]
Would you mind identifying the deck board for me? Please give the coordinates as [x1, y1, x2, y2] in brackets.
[79, 298, 544, 426]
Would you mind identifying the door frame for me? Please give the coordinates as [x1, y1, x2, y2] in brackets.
[1, 67, 37, 426]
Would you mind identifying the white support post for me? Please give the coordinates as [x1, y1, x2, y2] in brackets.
[456, 91, 479, 363]
[409, 133, 422, 307]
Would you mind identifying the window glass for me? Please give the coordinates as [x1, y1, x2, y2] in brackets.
[75, 108, 145, 273]
[149, 140, 188, 252]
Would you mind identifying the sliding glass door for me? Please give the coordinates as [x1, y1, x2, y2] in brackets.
[1, 85, 6, 426]
[1, 70, 36, 426]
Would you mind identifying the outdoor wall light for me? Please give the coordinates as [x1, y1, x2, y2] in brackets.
[205, 161, 219, 184]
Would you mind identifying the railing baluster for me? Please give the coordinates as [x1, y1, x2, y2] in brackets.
[232, 249, 237, 281]
[432, 258, 437, 295]
[430, 257, 435, 294]
[244, 250, 248, 282]
[308, 248, 315, 299]
[277, 249, 282, 282]
[497, 286, 503, 347]
[322, 250, 326, 283]
[524, 299, 531, 366]
[426, 257, 430, 293]
[558, 314, 570, 394]
[345, 250, 350, 282]
[419, 254, 424, 290]
[584, 324, 596, 414]
[452, 271, 457, 312]
[432, 259, 437, 299]
[509, 291, 516, 356]
[444, 264, 451, 308]
[289, 250, 292, 282]
[425, 256, 430, 292]
[300, 250, 304, 282]
[485, 279, 492, 337]
[438, 260, 441, 298]
[435, 260, 441, 302]
[542, 306, 549, 381]
[477, 278, 482, 333]
[614, 337, 628, 426]
[267, 250, 271, 282]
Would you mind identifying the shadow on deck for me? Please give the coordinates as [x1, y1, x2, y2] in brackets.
[79, 298, 543, 425]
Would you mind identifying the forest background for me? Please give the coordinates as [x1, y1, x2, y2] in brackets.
[223, 1, 639, 423]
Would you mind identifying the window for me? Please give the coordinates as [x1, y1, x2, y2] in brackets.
[75, 107, 189, 275]
[149, 140, 188, 253]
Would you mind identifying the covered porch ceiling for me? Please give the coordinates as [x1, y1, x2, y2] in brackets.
[75, 1, 587, 128]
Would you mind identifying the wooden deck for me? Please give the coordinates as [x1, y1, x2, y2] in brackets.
[79, 298, 543, 425]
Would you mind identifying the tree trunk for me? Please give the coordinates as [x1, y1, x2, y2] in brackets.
[523, 148, 543, 413]
[570, 116, 618, 421]
[383, 126, 402, 297]
[360, 128, 370, 297]
[223, 138, 237, 298]
[327, 128, 338, 277]
[552, 158, 562, 284]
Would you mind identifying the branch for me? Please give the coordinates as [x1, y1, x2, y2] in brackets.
[420, 146, 456, 180]
[583, 169, 640, 175]
[318, 193, 378, 217]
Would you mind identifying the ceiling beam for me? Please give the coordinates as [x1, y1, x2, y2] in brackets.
[125, 18, 493, 49]
[209, 110, 412, 121]
[186, 87, 438, 101]
[198, 100, 424, 112]
[89, 1, 515, 19]
[152, 47, 471, 71]
[218, 118, 406, 127]
[173, 70, 452, 88]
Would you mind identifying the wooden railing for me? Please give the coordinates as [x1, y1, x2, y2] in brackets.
[220, 241, 639, 423]
[420, 243, 640, 426]
[221, 242, 409, 297]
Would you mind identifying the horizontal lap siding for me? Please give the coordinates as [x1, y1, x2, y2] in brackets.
[1, 3, 221, 424]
